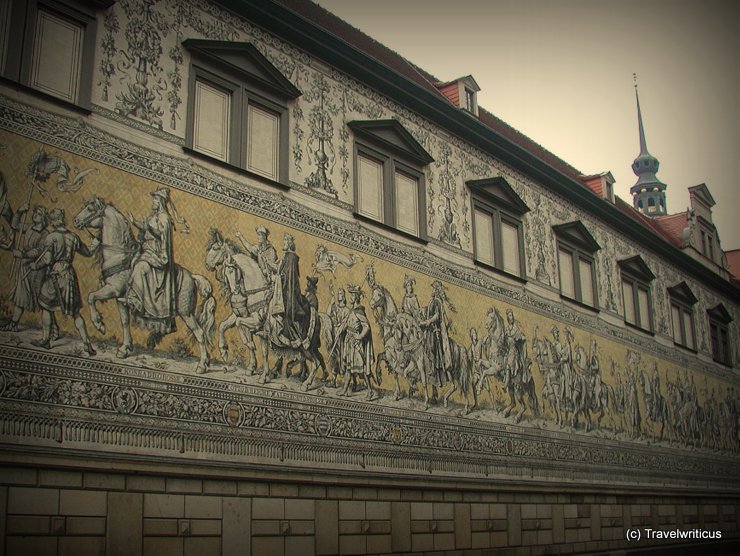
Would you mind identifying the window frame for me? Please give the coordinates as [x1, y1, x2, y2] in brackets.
[707, 304, 732, 366]
[618, 256, 655, 333]
[183, 40, 301, 186]
[349, 120, 433, 242]
[668, 282, 698, 352]
[553, 222, 600, 310]
[1, 0, 106, 111]
[468, 177, 529, 280]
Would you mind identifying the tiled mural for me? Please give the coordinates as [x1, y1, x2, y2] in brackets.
[0, 0, 737, 487]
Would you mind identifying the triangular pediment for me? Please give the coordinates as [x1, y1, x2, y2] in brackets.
[183, 39, 301, 100]
[618, 255, 655, 282]
[688, 183, 716, 208]
[348, 120, 434, 166]
[467, 177, 529, 215]
[552, 221, 600, 252]
[707, 303, 732, 324]
[668, 281, 698, 305]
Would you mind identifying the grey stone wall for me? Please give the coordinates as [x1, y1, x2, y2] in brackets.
[1, 464, 737, 555]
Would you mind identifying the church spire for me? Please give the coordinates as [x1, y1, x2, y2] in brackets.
[630, 74, 667, 217]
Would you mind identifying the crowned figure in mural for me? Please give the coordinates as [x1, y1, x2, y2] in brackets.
[339, 284, 377, 401]
[269, 233, 310, 347]
[31, 208, 97, 355]
[235, 226, 278, 286]
[126, 187, 186, 335]
[421, 280, 455, 393]
[401, 274, 422, 322]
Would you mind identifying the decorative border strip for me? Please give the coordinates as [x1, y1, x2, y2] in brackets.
[0, 347, 738, 489]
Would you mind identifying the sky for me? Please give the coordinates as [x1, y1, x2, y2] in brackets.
[316, 0, 740, 250]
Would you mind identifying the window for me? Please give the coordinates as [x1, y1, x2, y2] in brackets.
[707, 304, 732, 366]
[349, 120, 433, 239]
[553, 222, 600, 308]
[668, 282, 697, 351]
[183, 40, 301, 183]
[618, 256, 654, 332]
[468, 177, 529, 278]
[0, 0, 106, 109]
[465, 88, 475, 112]
[699, 222, 716, 262]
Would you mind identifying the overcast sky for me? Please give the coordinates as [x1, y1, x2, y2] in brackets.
[316, 0, 739, 250]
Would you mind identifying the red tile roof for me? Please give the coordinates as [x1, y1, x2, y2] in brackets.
[272, 0, 733, 286]
[275, 0, 586, 185]
[726, 249, 740, 283]
[652, 213, 689, 248]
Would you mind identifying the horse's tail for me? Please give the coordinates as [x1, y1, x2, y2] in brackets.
[193, 274, 216, 347]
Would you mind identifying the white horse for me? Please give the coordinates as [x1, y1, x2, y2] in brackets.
[73, 196, 215, 373]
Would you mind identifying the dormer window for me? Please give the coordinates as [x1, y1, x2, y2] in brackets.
[436, 75, 480, 116]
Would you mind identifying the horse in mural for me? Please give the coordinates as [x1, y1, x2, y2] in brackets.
[73, 196, 215, 373]
[667, 381, 704, 447]
[532, 327, 564, 425]
[440, 335, 477, 415]
[474, 309, 537, 422]
[204, 228, 326, 390]
[370, 284, 428, 404]
[204, 230, 271, 380]
[638, 368, 670, 442]
[566, 345, 593, 431]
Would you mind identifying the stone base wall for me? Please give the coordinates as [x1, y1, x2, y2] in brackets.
[1, 459, 738, 556]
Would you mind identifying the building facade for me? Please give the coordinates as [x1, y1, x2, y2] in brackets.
[0, 1, 738, 555]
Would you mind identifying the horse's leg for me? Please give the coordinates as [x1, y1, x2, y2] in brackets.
[180, 313, 209, 374]
[218, 313, 237, 360]
[301, 358, 316, 392]
[443, 381, 456, 409]
[88, 283, 119, 335]
[116, 300, 134, 358]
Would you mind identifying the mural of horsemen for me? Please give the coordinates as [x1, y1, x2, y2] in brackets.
[0, 148, 737, 456]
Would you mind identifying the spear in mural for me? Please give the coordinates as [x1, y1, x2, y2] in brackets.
[8, 175, 39, 278]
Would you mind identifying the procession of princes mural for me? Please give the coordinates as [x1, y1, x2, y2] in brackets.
[0, 147, 738, 455]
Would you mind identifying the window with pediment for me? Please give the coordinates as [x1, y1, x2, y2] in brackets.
[618, 256, 654, 333]
[468, 177, 529, 279]
[0, 0, 111, 109]
[183, 40, 301, 184]
[668, 282, 697, 351]
[707, 304, 732, 366]
[553, 222, 600, 309]
[349, 120, 433, 240]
